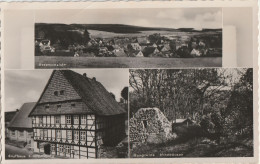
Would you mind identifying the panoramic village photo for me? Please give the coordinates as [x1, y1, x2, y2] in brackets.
[34, 8, 222, 68]
[4, 69, 129, 159]
[129, 68, 253, 157]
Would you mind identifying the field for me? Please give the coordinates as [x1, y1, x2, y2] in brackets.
[88, 29, 213, 39]
[35, 56, 222, 68]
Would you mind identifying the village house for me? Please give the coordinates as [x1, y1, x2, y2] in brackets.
[137, 37, 150, 44]
[172, 118, 194, 128]
[99, 47, 108, 55]
[160, 44, 171, 52]
[113, 48, 127, 57]
[151, 43, 158, 48]
[7, 102, 36, 148]
[114, 38, 132, 47]
[129, 50, 144, 57]
[39, 40, 50, 47]
[190, 49, 202, 57]
[129, 43, 142, 51]
[29, 70, 126, 159]
[191, 42, 198, 49]
[5, 110, 19, 139]
[175, 41, 183, 50]
[199, 41, 206, 48]
[142, 47, 160, 57]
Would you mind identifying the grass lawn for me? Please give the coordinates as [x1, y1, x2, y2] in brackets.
[35, 56, 222, 68]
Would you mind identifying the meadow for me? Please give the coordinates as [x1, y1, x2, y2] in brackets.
[35, 56, 222, 68]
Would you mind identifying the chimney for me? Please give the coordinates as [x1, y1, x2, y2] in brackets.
[83, 73, 87, 77]
[92, 77, 96, 81]
[16, 109, 19, 112]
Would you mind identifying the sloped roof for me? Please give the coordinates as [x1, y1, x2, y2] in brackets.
[173, 118, 193, 124]
[142, 47, 158, 57]
[5, 111, 18, 123]
[30, 70, 126, 116]
[8, 102, 36, 129]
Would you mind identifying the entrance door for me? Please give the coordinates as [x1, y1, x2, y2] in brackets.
[44, 144, 51, 155]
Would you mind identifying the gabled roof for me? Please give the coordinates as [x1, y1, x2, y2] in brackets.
[30, 70, 126, 116]
[8, 102, 36, 129]
[5, 111, 18, 123]
[142, 47, 158, 57]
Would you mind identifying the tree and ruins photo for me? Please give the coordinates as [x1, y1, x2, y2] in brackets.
[129, 68, 253, 157]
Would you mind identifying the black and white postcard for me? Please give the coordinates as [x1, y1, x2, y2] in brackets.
[34, 8, 222, 68]
[1, 1, 259, 164]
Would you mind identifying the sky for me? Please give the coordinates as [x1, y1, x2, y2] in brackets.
[4, 69, 129, 112]
[35, 8, 222, 30]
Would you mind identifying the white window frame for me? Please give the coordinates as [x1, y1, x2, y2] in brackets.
[51, 144, 56, 152]
[43, 129, 48, 138]
[66, 115, 71, 124]
[59, 144, 64, 153]
[81, 115, 86, 124]
[55, 116, 60, 125]
[56, 130, 61, 139]
[40, 129, 43, 138]
[80, 131, 86, 141]
[74, 131, 79, 141]
[67, 130, 72, 140]
[74, 115, 79, 125]
[65, 145, 70, 154]
[39, 116, 43, 126]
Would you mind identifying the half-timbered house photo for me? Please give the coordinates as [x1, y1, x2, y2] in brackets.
[5, 69, 129, 159]
[29, 70, 127, 158]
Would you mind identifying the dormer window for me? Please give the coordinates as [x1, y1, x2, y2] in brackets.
[54, 91, 58, 96]
[60, 90, 64, 95]
[45, 104, 50, 109]
[71, 103, 76, 107]
[57, 104, 61, 109]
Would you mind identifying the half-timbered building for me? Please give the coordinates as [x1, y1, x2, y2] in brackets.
[29, 70, 126, 158]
